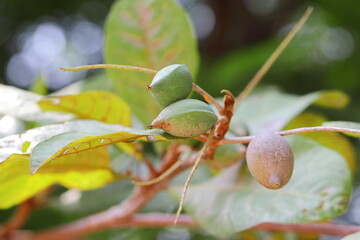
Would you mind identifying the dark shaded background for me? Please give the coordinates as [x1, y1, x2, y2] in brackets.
[0, 0, 359, 120]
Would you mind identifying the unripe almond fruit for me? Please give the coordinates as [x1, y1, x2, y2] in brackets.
[149, 99, 217, 137]
[148, 64, 193, 107]
[246, 132, 294, 190]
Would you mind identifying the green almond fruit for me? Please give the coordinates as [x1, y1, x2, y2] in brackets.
[246, 132, 294, 190]
[149, 99, 218, 137]
[148, 64, 193, 107]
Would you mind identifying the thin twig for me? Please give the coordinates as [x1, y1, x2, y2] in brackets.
[158, 143, 182, 173]
[235, 7, 313, 105]
[192, 83, 223, 113]
[132, 143, 185, 186]
[218, 126, 360, 145]
[141, 157, 158, 178]
[132, 157, 186, 186]
[60, 64, 158, 74]
[174, 128, 215, 224]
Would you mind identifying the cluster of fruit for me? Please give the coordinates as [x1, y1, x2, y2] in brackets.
[147, 64, 218, 137]
[147, 64, 294, 190]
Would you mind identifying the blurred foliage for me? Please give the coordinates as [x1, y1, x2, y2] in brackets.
[2, 0, 358, 119]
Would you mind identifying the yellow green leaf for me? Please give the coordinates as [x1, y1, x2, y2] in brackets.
[38, 91, 131, 126]
[30, 121, 168, 173]
[30, 75, 48, 95]
[0, 147, 121, 209]
[313, 90, 349, 109]
[38, 91, 142, 159]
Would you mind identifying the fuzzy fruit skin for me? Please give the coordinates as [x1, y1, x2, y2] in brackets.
[149, 99, 218, 137]
[149, 64, 193, 107]
[246, 132, 294, 190]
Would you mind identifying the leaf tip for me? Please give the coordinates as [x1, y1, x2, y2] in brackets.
[30, 162, 41, 174]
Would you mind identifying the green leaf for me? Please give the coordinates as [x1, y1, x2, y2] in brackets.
[0, 120, 167, 165]
[231, 87, 349, 135]
[38, 91, 131, 126]
[285, 112, 357, 173]
[29, 121, 168, 173]
[0, 84, 71, 122]
[38, 91, 145, 159]
[0, 121, 88, 163]
[38, 91, 141, 158]
[312, 91, 349, 109]
[0, 148, 121, 209]
[104, 0, 199, 124]
[323, 121, 360, 138]
[30, 75, 48, 95]
[170, 135, 352, 237]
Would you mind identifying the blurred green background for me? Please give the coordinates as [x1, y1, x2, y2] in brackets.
[0, 0, 359, 239]
[0, 0, 359, 122]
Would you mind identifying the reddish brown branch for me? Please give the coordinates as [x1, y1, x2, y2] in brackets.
[94, 213, 360, 236]
[0, 199, 34, 238]
[129, 214, 360, 236]
[158, 143, 182, 173]
[218, 126, 360, 145]
[27, 213, 360, 238]
[255, 221, 360, 236]
[26, 157, 197, 240]
[128, 215, 360, 236]
[204, 90, 235, 159]
[120, 214, 195, 228]
[141, 156, 158, 178]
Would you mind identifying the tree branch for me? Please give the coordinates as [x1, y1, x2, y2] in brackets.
[0, 199, 34, 238]
[30, 213, 360, 237]
[218, 126, 360, 145]
[26, 157, 197, 240]
[98, 213, 360, 236]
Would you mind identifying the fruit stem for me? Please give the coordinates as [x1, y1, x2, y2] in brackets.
[174, 127, 215, 225]
[60, 64, 158, 74]
[235, 6, 313, 105]
[132, 157, 186, 186]
[192, 83, 223, 112]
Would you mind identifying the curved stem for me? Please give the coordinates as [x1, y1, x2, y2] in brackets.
[192, 83, 223, 113]
[132, 157, 186, 186]
[235, 7, 313, 105]
[218, 126, 360, 145]
[60, 64, 158, 75]
[174, 127, 215, 224]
